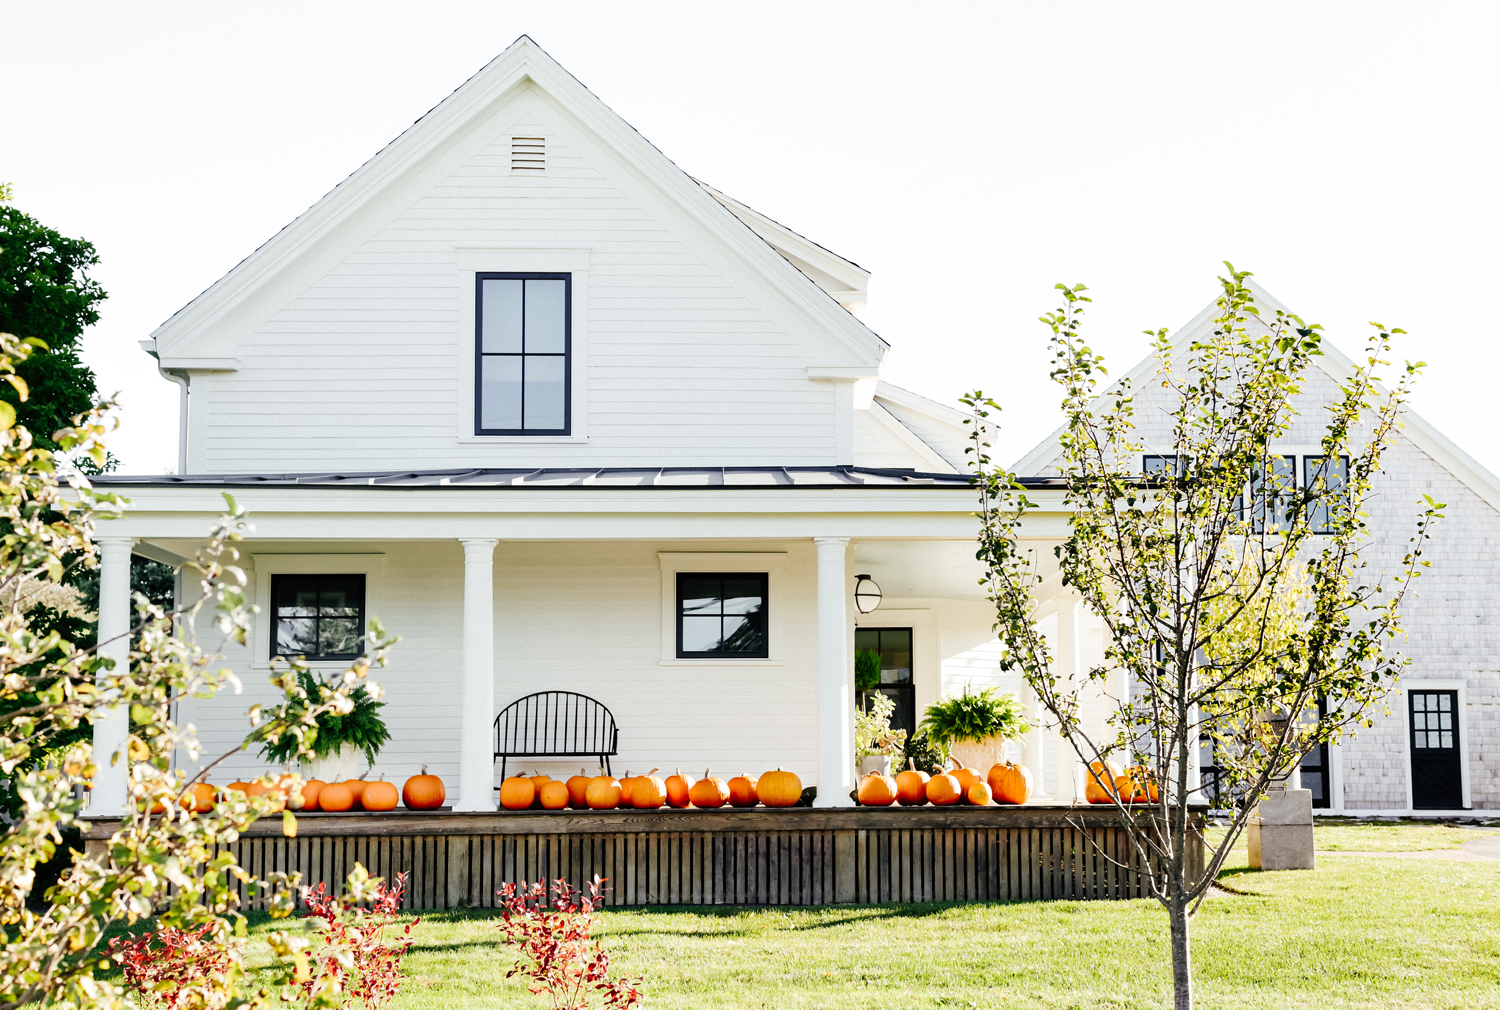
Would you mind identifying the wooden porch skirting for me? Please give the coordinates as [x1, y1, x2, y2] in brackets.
[83, 804, 1206, 911]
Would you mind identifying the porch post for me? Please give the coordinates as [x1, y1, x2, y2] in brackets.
[91, 537, 134, 815]
[814, 537, 854, 807]
[456, 538, 498, 812]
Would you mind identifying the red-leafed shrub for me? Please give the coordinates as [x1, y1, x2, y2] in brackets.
[496, 876, 642, 1010]
[295, 870, 419, 1009]
[105, 922, 240, 1010]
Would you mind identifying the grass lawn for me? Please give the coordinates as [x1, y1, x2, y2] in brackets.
[203, 822, 1500, 1010]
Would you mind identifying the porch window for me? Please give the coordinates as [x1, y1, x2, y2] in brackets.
[272, 574, 366, 661]
[676, 573, 768, 658]
[475, 273, 570, 435]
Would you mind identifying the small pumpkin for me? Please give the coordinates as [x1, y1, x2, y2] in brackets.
[318, 781, 355, 812]
[343, 779, 369, 807]
[966, 781, 994, 806]
[402, 766, 446, 810]
[225, 781, 252, 797]
[926, 772, 963, 806]
[566, 770, 593, 809]
[758, 769, 803, 808]
[586, 774, 624, 810]
[500, 775, 537, 811]
[1085, 760, 1123, 804]
[1121, 765, 1160, 804]
[664, 768, 695, 808]
[895, 762, 930, 806]
[299, 779, 327, 812]
[948, 760, 981, 795]
[362, 776, 399, 812]
[539, 780, 571, 810]
[987, 762, 1032, 805]
[727, 773, 759, 808]
[632, 772, 667, 809]
[688, 770, 729, 808]
[857, 772, 898, 807]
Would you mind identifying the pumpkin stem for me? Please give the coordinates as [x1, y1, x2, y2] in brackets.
[421, 765, 428, 775]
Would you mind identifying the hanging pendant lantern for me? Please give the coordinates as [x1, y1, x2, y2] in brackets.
[854, 574, 882, 614]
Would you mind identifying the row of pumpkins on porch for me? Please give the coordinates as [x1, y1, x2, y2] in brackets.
[858, 759, 1159, 807]
[158, 767, 448, 814]
[499, 768, 806, 810]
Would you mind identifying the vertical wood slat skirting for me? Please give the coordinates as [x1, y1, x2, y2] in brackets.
[114, 807, 1206, 911]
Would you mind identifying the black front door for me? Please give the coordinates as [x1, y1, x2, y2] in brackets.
[1409, 690, 1464, 810]
[855, 627, 915, 736]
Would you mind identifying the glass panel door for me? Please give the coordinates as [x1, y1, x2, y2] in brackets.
[855, 627, 915, 736]
[1409, 690, 1463, 809]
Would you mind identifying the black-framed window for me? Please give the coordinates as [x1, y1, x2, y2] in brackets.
[676, 573, 768, 658]
[1304, 455, 1349, 534]
[1248, 455, 1298, 533]
[855, 627, 915, 736]
[1143, 454, 1188, 478]
[272, 574, 366, 661]
[475, 273, 571, 435]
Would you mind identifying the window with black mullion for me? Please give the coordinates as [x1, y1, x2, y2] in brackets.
[476, 273, 570, 435]
[677, 573, 768, 658]
[272, 574, 366, 661]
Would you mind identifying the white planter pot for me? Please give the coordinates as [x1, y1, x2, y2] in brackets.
[858, 755, 893, 777]
[947, 737, 1009, 776]
[301, 743, 362, 783]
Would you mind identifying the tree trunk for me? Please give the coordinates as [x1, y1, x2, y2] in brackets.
[1169, 896, 1192, 1010]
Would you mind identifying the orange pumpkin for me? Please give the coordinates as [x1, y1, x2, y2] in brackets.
[318, 782, 355, 812]
[727, 774, 759, 808]
[299, 780, 327, 812]
[1085, 760, 1123, 804]
[187, 782, 216, 813]
[688, 770, 729, 809]
[586, 775, 623, 810]
[362, 777, 399, 812]
[1119, 765, 1160, 804]
[758, 769, 803, 808]
[632, 773, 667, 809]
[966, 781, 994, 806]
[342, 779, 368, 808]
[402, 766, 446, 810]
[926, 773, 963, 806]
[987, 762, 1032, 805]
[616, 771, 637, 807]
[857, 772, 898, 807]
[565, 770, 593, 810]
[528, 771, 551, 792]
[664, 768, 695, 808]
[949, 761, 981, 795]
[895, 763, 930, 806]
[225, 781, 251, 797]
[539, 780, 570, 810]
[500, 775, 536, 811]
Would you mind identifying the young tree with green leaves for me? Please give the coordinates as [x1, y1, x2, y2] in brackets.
[963, 268, 1442, 1010]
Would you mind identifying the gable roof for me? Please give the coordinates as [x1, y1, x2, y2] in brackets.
[1011, 279, 1500, 512]
[149, 35, 886, 369]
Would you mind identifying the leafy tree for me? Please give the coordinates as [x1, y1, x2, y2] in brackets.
[0, 189, 107, 450]
[0, 330, 399, 1008]
[964, 268, 1442, 1010]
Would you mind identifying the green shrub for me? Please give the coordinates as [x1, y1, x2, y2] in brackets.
[918, 686, 1028, 749]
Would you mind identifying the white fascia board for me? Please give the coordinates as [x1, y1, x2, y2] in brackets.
[157, 357, 240, 372]
[807, 366, 881, 379]
[873, 381, 973, 432]
[150, 37, 886, 369]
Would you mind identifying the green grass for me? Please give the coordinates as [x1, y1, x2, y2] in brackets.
[209, 833, 1500, 1009]
[1311, 818, 1498, 852]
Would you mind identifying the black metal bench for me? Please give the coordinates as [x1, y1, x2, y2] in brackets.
[493, 691, 619, 784]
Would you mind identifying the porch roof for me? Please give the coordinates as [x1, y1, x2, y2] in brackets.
[93, 465, 1066, 491]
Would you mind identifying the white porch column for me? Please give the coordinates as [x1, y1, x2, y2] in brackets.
[91, 537, 134, 815]
[456, 538, 498, 812]
[814, 537, 854, 807]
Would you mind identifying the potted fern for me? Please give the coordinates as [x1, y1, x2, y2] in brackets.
[261, 671, 392, 782]
[918, 686, 1029, 772]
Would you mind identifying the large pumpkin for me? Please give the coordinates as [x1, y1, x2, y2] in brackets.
[565, 770, 593, 810]
[362, 777, 399, 812]
[225, 781, 251, 798]
[188, 782, 216, 813]
[299, 780, 327, 812]
[948, 761, 981, 795]
[500, 775, 536, 811]
[318, 781, 355, 812]
[727, 774, 758, 808]
[895, 765, 930, 806]
[966, 781, 994, 806]
[857, 772, 898, 807]
[402, 766, 446, 810]
[539, 780, 571, 810]
[1120, 765, 1160, 804]
[987, 762, 1032, 805]
[342, 779, 369, 807]
[631, 773, 667, 809]
[664, 769, 695, 808]
[758, 769, 802, 808]
[586, 775, 623, 810]
[688, 771, 729, 809]
[926, 772, 963, 806]
[1085, 760, 1123, 804]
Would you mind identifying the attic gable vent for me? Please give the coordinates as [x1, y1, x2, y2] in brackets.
[511, 136, 545, 173]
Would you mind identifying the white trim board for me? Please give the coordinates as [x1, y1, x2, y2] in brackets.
[246, 553, 388, 672]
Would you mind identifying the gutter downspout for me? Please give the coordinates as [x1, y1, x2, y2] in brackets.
[140, 339, 189, 474]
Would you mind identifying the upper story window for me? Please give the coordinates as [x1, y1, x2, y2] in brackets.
[1142, 453, 1349, 535]
[272, 574, 365, 661]
[476, 273, 570, 435]
[676, 573, 768, 658]
[1304, 454, 1349, 534]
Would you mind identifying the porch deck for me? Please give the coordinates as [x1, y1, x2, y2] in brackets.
[83, 804, 1206, 910]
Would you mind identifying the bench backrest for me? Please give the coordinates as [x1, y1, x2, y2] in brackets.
[493, 691, 619, 758]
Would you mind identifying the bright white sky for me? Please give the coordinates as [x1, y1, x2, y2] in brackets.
[5, 2, 1497, 475]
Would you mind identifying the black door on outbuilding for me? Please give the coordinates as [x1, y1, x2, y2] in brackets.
[1409, 690, 1464, 810]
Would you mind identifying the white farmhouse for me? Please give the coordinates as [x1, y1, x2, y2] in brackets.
[88, 37, 1493, 819]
